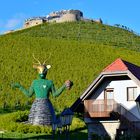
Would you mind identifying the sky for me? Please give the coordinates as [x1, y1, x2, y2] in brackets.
[0, 0, 140, 34]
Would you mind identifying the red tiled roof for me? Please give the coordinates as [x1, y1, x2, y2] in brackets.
[103, 58, 140, 80]
[102, 58, 128, 72]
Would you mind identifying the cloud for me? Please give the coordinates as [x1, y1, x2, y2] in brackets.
[0, 18, 22, 34]
[0, 13, 27, 34]
[5, 19, 21, 28]
[2, 13, 27, 32]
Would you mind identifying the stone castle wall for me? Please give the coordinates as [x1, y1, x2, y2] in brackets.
[56, 13, 77, 23]
[23, 10, 83, 28]
[24, 18, 45, 28]
[23, 10, 102, 29]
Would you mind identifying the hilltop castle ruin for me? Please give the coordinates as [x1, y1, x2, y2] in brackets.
[3, 9, 102, 34]
[23, 9, 102, 28]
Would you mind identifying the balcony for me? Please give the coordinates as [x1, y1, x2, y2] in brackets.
[84, 99, 140, 132]
[84, 99, 116, 118]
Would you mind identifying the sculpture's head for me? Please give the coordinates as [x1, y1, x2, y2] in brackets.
[33, 54, 51, 79]
[33, 64, 51, 79]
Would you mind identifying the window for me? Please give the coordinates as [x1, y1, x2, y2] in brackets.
[105, 88, 114, 99]
[127, 87, 137, 101]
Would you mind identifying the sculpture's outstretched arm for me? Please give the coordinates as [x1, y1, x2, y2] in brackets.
[51, 82, 66, 97]
[51, 80, 72, 97]
[12, 83, 34, 97]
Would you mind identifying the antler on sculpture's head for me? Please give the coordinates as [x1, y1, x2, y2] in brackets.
[43, 53, 51, 65]
[33, 54, 41, 65]
[33, 54, 51, 75]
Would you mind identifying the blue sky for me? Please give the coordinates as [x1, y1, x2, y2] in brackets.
[0, 0, 140, 34]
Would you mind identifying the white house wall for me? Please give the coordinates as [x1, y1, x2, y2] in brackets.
[91, 79, 140, 119]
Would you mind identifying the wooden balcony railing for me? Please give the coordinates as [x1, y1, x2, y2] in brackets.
[84, 99, 116, 117]
[84, 99, 140, 132]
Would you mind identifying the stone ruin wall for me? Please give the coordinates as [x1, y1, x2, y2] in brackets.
[55, 13, 77, 23]
[47, 10, 83, 23]
[23, 10, 102, 29]
[23, 14, 78, 28]
[23, 10, 83, 28]
[24, 19, 45, 28]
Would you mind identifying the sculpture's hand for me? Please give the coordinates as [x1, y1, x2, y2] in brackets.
[11, 83, 21, 89]
[65, 80, 73, 90]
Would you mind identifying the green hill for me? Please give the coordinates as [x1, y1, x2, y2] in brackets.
[0, 21, 140, 112]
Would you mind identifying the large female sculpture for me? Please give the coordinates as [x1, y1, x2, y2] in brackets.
[13, 56, 72, 126]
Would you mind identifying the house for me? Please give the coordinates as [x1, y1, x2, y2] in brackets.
[70, 58, 140, 140]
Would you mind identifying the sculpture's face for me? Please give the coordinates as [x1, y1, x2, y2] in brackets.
[36, 65, 47, 74]
[33, 65, 51, 79]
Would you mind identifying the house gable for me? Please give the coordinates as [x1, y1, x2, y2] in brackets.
[103, 58, 140, 80]
[103, 58, 128, 72]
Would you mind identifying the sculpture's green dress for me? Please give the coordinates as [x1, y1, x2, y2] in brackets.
[19, 78, 66, 125]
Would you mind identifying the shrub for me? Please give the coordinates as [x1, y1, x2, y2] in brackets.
[0, 111, 52, 134]
[70, 117, 86, 131]
[0, 111, 86, 134]
[16, 124, 29, 133]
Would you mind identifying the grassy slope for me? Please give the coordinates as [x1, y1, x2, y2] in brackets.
[0, 21, 140, 111]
